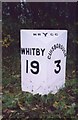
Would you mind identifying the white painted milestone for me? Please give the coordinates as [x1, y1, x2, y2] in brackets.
[20, 30, 67, 95]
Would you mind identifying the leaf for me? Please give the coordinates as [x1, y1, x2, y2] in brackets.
[53, 101, 58, 108]
[17, 101, 26, 111]
[32, 107, 37, 111]
[66, 107, 75, 115]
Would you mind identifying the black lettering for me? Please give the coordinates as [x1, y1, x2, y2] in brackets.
[58, 44, 61, 49]
[21, 48, 25, 54]
[36, 48, 40, 56]
[47, 55, 51, 59]
[49, 49, 53, 54]
[30, 48, 32, 55]
[26, 60, 28, 73]
[56, 43, 59, 48]
[54, 60, 61, 74]
[32, 48, 35, 55]
[54, 45, 57, 50]
[33, 33, 37, 36]
[41, 48, 45, 56]
[64, 53, 67, 57]
[43, 33, 48, 37]
[26, 48, 30, 55]
[51, 47, 54, 51]
[30, 61, 39, 74]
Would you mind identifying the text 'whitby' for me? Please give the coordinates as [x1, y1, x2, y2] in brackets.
[21, 48, 45, 56]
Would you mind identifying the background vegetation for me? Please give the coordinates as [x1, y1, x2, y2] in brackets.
[2, 2, 78, 119]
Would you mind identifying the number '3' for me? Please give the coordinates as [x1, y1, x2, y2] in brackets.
[54, 60, 61, 74]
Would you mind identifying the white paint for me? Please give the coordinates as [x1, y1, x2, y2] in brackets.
[20, 0, 27, 2]
[20, 30, 67, 95]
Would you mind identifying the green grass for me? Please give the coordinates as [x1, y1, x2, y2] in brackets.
[2, 76, 78, 119]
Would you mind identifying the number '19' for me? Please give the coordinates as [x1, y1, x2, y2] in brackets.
[26, 60, 39, 74]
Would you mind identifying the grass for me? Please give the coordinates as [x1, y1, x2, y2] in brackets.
[2, 75, 78, 119]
